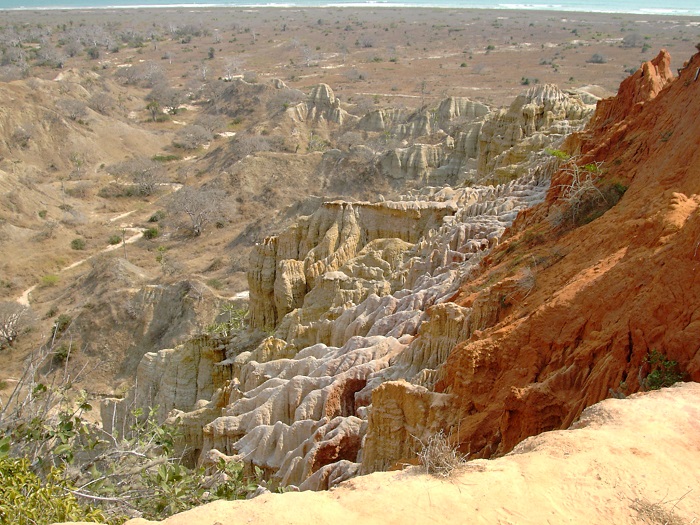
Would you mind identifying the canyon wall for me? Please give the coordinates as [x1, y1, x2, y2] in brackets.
[119, 52, 700, 491]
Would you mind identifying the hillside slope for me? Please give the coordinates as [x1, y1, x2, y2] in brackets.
[112, 383, 700, 525]
[114, 48, 700, 492]
[420, 48, 700, 459]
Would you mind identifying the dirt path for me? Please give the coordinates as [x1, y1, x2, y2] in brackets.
[16, 225, 146, 306]
[16, 183, 183, 307]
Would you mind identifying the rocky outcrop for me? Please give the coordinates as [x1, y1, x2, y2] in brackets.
[117, 50, 699, 497]
[360, 98, 489, 184]
[288, 84, 357, 126]
[586, 49, 674, 133]
[358, 97, 489, 141]
[248, 199, 459, 332]
[119, 383, 700, 525]
[371, 49, 700, 468]
[186, 167, 551, 488]
[477, 84, 595, 178]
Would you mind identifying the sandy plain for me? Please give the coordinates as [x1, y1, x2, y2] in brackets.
[3, 6, 699, 107]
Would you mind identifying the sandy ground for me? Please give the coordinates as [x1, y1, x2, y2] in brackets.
[82, 383, 698, 525]
[3, 8, 699, 108]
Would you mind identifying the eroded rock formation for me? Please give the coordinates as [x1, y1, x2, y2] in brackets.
[120, 50, 699, 496]
[477, 83, 595, 179]
[184, 167, 550, 488]
[288, 83, 357, 126]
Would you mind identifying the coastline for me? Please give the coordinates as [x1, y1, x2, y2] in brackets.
[3, 2, 700, 16]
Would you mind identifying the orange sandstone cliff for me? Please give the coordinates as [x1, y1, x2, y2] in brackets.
[427, 48, 699, 458]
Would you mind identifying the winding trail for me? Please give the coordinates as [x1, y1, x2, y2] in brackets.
[16, 183, 183, 307]
[16, 223, 146, 306]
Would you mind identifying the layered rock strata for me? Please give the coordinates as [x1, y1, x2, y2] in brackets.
[190, 167, 551, 488]
[477, 84, 595, 178]
[287, 83, 357, 126]
[374, 49, 700, 471]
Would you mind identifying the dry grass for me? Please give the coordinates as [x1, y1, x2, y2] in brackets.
[415, 430, 468, 478]
[630, 494, 691, 525]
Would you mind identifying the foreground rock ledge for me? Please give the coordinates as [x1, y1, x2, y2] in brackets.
[72, 383, 700, 525]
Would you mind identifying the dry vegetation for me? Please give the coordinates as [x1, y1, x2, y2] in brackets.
[0, 5, 698, 401]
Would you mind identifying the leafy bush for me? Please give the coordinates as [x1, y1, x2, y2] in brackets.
[53, 343, 70, 362]
[206, 278, 223, 290]
[52, 314, 72, 336]
[108, 234, 122, 245]
[41, 274, 59, 287]
[148, 210, 166, 223]
[0, 450, 107, 525]
[143, 227, 159, 239]
[205, 304, 248, 338]
[152, 154, 180, 162]
[587, 53, 607, 64]
[643, 350, 684, 390]
[71, 238, 86, 250]
[98, 184, 127, 198]
[0, 345, 266, 522]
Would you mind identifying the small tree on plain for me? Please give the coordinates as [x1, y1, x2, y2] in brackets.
[621, 33, 644, 48]
[173, 125, 212, 150]
[168, 186, 226, 236]
[587, 53, 607, 64]
[146, 100, 161, 122]
[56, 99, 88, 121]
[107, 157, 164, 196]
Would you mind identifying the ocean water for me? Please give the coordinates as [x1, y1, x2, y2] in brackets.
[1, 0, 699, 15]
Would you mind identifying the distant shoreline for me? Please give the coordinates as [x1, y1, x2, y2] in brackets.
[3, 2, 700, 16]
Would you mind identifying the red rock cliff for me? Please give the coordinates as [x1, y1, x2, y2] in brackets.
[431, 49, 700, 457]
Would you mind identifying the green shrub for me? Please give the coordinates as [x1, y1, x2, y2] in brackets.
[206, 278, 223, 289]
[0, 453, 107, 525]
[41, 274, 59, 287]
[54, 343, 70, 362]
[108, 234, 122, 245]
[545, 148, 570, 160]
[70, 238, 86, 250]
[148, 210, 166, 223]
[143, 227, 159, 240]
[152, 154, 180, 162]
[53, 314, 72, 335]
[643, 350, 684, 390]
[97, 184, 125, 198]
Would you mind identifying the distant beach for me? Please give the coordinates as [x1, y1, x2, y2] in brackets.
[2, 0, 700, 15]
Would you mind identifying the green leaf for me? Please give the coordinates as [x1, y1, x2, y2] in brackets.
[0, 436, 10, 456]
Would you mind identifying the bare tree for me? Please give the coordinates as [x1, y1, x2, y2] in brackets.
[168, 186, 227, 236]
[621, 33, 644, 49]
[194, 113, 229, 134]
[106, 157, 164, 196]
[300, 46, 319, 67]
[57, 98, 88, 121]
[230, 133, 277, 159]
[172, 125, 212, 150]
[146, 84, 184, 114]
[0, 302, 31, 348]
[63, 39, 83, 58]
[222, 57, 244, 81]
[35, 43, 64, 68]
[88, 92, 115, 115]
